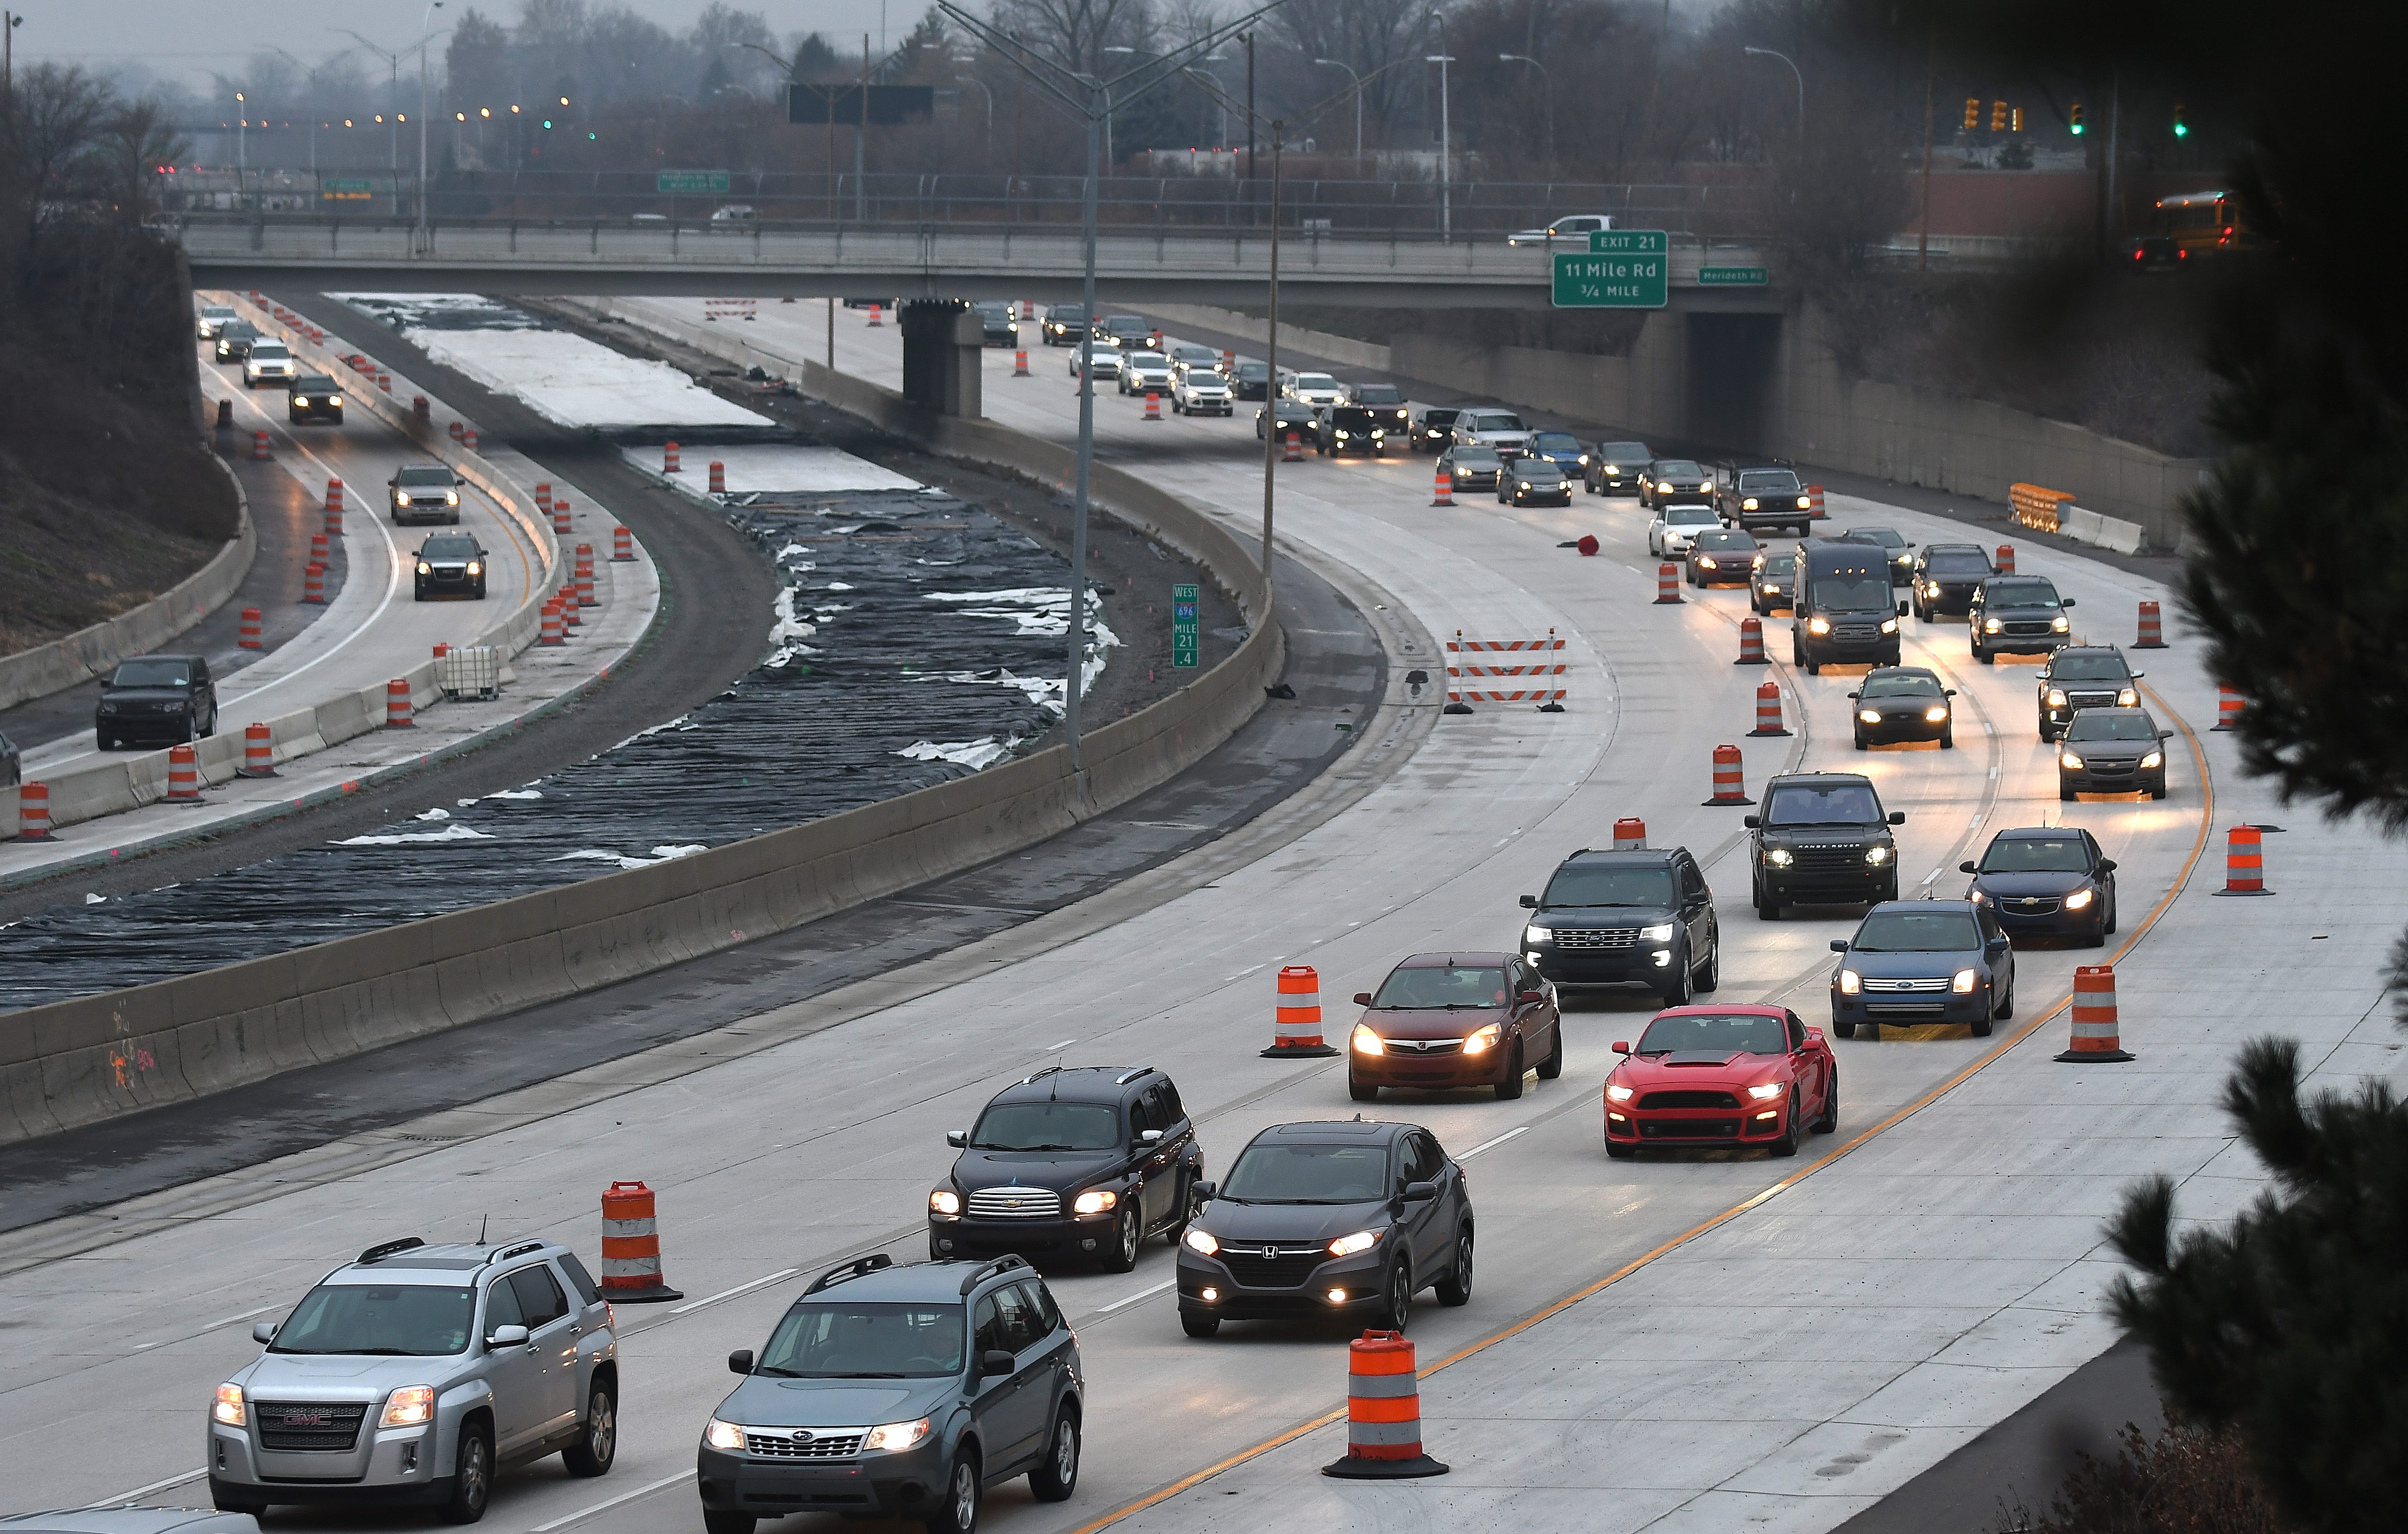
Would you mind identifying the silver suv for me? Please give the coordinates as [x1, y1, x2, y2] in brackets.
[207, 1236, 619, 1523]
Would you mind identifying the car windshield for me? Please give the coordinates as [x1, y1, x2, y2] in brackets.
[421, 537, 479, 559]
[1530, 432, 1581, 452]
[1086, 347, 1122, 361]
[1452, 448, 1500, 466]
[1633, 1012, 1788, 1056]
[1221, 1143, 1388, 1203]
[1046, 306, 1083, 319]
[1519, 463, 1564, 480]
[1810, 575, 1893, 611]
[250, 343, 290, 359]
[1740, 470, 1802, 491]
[1986, 579, 2062, 606]
[1131, 355, 1169, 371]
[1653, 460, 1703, 477]
[397, 467, 454, 486]
[1472, 411, 1526, 431]
[2065, 713, 2160, 742]
[1173, 346, 1216, 361]
[1925, 553, 1992, 574]
[1235, 362, 1268, 379]
[292, 375, 337, 392]
[1104, 316, 1144, 331]
[270, 1283, 475, 1356]
[108, 659, 189, 688]
[1297, 374, 1337, 389]
[1541, 865, 1674, 909]
[1981, 837, 2091, 873]
[1843, 527, 1903, 547]
[1351, 384, 1402, 404]
[202, 305, 235, 318]
[1851, 911, 1981, 953]
[1372, 965, 1509, 1009]
[1759, 553, 1796, 575]
[1422, 408, 1459, 425]
[2051, 655, 2130, 681]
[1694, 531, 1754, 551]
[968, 1101, 1120, 1151]
[1861, 673, 1943, 698]
[1763, 783, 1882, 826]
[1597, 442, 1649, 459]
[1666, 507, 1720, 527]
[756, 1302, 965, 1379]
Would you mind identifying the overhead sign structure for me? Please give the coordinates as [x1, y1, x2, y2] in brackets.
[1699, 265, 1769, 286]
[1553, 229, 1668, 308]
[1172, 583, 1200, 669]
[788, 84, 937, 126]
[657, 170, 731, 193]
[320, 178, 373, 200]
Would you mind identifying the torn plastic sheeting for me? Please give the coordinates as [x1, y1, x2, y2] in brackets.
[896, 736, 1022, 770]
[333, 824, 498, 846]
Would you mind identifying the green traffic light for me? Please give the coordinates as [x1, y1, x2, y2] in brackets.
[543, 120, 553, 129]
[2070, 122, 2084, 135]
[2173, 122, 2187, 137]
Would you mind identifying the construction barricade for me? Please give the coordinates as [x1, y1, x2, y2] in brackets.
[240, 722, 278, 778]
[1748, 682, 1790, 737]
[2056, 964, 2134, 1062]
[1703, 744, 1752, 805]
[2135, 600, 2167, 648]
[2214, 825, 2273, 896]
[1735, 616, 1768, 664]
[1613, 817, 1646, 850]
[1444, 630, 1567, 713]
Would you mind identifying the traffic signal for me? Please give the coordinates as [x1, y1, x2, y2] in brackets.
[2011, 107, 2024, 133]
[2172, 103, 2188, 137]
[1963, 97, 1980, 131]
[2070, 103, 2085, 135]
[1990, 99, 2007, 133]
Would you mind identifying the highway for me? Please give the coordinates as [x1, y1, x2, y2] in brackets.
[0, 289, 2325, 1534]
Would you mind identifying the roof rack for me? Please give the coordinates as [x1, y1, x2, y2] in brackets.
[1113, 1066, 1157, 1086]
[357, 1237, 427, 1265]
[805, 1252, 895, 1296]
[1015, 1065, 1066, 1088]
[958, 1253, 1032, 1297]
[492, 1240, 545, 1264]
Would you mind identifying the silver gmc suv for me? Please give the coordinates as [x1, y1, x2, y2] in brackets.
[207, 1236, 619, 1523]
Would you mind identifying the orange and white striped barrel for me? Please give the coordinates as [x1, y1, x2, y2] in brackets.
[2217, 825, 2272, 896]
[1807, 483, 1827, 519]
[1748, 681, 1790, 737]
[238, 607, 263, 649]
[310, 532, 330, 566]
[575, 543, 595, 580]
[165, 744, 201, 802]
[612, 525, 634, 562]
[2213, 683, 2243, 731]
[663, 441, 681, 474]
[1320, 1331, 1449, 1479]
[558, 585, 581, 628]
[1995, 543, 2016, 575]
[866, 303, 883, 327]
[462, 427, 479, 452]
[303, 562, 326, 604]
[15, 781, 54, 842]
[1284, 430, 1303, 462]
[1704, 744, 1752, 805]
[1144, 390, 1163, 421]
[708, 460, 727, 495]
[2055, 964, 2134, 1062]
[1262, 965, 1340, 1057]
[377, 370, 391, 393]
[554, 493, 574, 535]
[535, 482, 553, 517]
[1012, 349, 1030, 377]
[1221, 348, 1235, 372]
[598, 1181, 684, 1302]
[414, 394, 431, 424]
[1613, 817, 1646, 851]
[240, 722, 277, 778]
[2135, 600, 2166, 648]
[384, 678, 414, 728]
[1735, 616, 1767, 665]
[251, 429, 271, 461]
[1431, 467, 1454, 506]
[576, 571, 596, 609]
[449, 419, 464, 442]
[1020, 299, 1034, 321]
[1654, 562, 1683, 605]
[323, 478, 344, 535]
[541, 601, 565, 646]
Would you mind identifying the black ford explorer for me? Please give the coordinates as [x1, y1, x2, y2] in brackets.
[1747, 772, 1906, 919]
[1520, 846, 1720, 1006]
[928, 1066, 1204, 1273]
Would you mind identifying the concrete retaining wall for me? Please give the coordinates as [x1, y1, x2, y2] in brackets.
[1146, 303, 1393, 373]
[0, 331, 1279, 1147]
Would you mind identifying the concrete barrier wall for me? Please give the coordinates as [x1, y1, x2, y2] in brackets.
[0, 456, 257, 712]
[0, 333, 1279, 1147]
[1146, 303, 1393, 373]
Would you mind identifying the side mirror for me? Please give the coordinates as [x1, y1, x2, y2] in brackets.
[945, 1129, 968, 1149]
[486, 1324, 530, 1350]
[2061, 598, 2077, 608]
[1897, 601, 1910, 618]
[978, 1349, 1017, 1380]
[728, 1349, 755, 1376]
[1829, 939, 1850, 953]
[2129, 671, 2145, 680]
[1354, 991, 1374, 1006]
[1516, 990, 1547, 1005]
[1519, 894, 1538, 909]
[1945, 688, 1958, 696]
[1846, 691, 1860, 700]
[1989, 936, 2011, 951]
[1398, 1181, 1440, 1203]
[1192, 1180, 1217, 1202]
[1138, 1128, 1164, 1146]
[2099, 859, 2118, 873]
[1958, 860, 1977, 874]
[2158, 730, 2173, 742]
[1611, 1040, 1631, 1054]
[252, 1320, 279, 1345]
[1742, 814, 1761, 829]
[1888, 812, 1907, 825]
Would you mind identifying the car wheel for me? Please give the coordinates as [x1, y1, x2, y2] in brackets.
[1373, 1262, 1413, 1333]
[925, 1449, 981, 1534]
[1971, 1015, 1994, 1038]
[2150, 780, 2167, 801]
[562, 1377, 616, 1477]
[1814, 1068, 1839, 1133]
[2038, 720, 2053, 743]
[1101, 1203, 1141, 1273]
[1756, 886, 1781, 922]
[1941, 726, 1954, 749]
[1029, 1406, 1080, 1502]
[2060, 781, 2078, 802]
[1975, 643, 1994, 664]
[1434, 1228, 1475, 1306]
[1853, 731, 1867, 751]
[2105, 896, 2119, 936]
[705, 1515, 757, 1534]
[442, 1420, 492, 1524]
[1348, 1075, 1378, 1102]
[1660, 951, 1692, 1008]
[180, 711, 199, 743]
[1494, 1044, 1525, 1101]
[1771, 1101, 1802, 1157]
[1833, 1018, 1855, 1039]
[1181, 1311, 1221, 1338]
[1993, 974, 2015, 1021]
[1536, 1021, 1565, 1080]
[1806, 658, 1821, 676]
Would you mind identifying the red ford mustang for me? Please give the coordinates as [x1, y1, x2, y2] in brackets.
[1602, 1004, 1837, 1159]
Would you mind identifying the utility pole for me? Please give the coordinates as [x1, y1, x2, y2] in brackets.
[1314, 58, 1365, 166]
[1260, 121, 1284, 604]
[859, 33, 871, 221]
[1244, 30, 1256, 218]
[418, 0, 444, 234]
[1427, 30, 1454, 243]
[2105, 71, 2121, 253]
[1917, 27, 1935, 271]
[4, 12, 23, 100]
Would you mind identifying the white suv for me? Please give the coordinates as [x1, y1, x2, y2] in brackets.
[1120, 351, 1175, 397]
[1648, 503, 1726, 556]
[1171, 361, 1233, 415]
[243, 341, 297, 388]
[1451, 408, 1533, 459]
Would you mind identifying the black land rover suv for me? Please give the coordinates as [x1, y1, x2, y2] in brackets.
[1746, 772, 1907, 919]
[928, 1066, 1204, 1273]
[1519, 846, 1720, 1006]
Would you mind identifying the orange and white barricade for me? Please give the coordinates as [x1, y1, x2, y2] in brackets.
[2215, 825, 2273, 896]
[1735, 616, 1767, 665]
[1703, 744, 1752, 805]
[240, 722, 278, 778]
[2056, 964, 2134, 1062]
[165, 744, 202, 802]
[238, 608, 263, 649]
[1321, 1331, 1449, 1479]
[1807, 484, 1827, 519]
[703, 298, 757, 322]
[2135, 600, 2167, 649]
[1262, 966, 1339, 1057]
[385, 678, 415, 728]
[15, 782, 55, 842]
[612, 525, 635, 562]
[1431, 467, 1454, 506]
[1654, 563, 1682, 604]
[1995, 544, 2016, 575]
[2213, 683, 2243, 731]
[1748, 682, 1789, 737]
[1445, 630, 1567, 713]
[598, 1181, 684, 1302]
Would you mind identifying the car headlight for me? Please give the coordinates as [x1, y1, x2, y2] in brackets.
[1952, 968, 1979, 994]
[382, 1385, 436, 1428]
[1518, 481, 1531, 491]
[1968, 888, 1988, 903]
[1924, 705, 1950, 722]
[1866, 845, 1890, 865]
[1327, 1229, 1384, 1258]
[1351, 1024, 1385, 1056]
[929, 1189, 960, 1215]
[1797, 495, 1813, 508]
[1184, 1229, 1220, 1256]
[293, 396, 309, 406]
[2061, 751, 2085, 769]
[1337, 431, 1349, 439]
[1984, 617, 2002, 633]
[2065, 888, 2095, 910]
[2118, 688, 2139, 706]
[2052, 614, 2070, 631]
[1807, 617, 1831, 635]
[705, 1418, 746, 1450]
[1766, 847, 1793, 866]
[417, 561, 432, 575]
[1637, 923, 1676, 944]
[213, 1383, 246, 1426]
[1838, 969, 1861, 994]
[865, 1417, 932, 1452]
[2047, 690, 2069, 707]
[1924, 581, 1941, 596]
[1860, 708, 1882, 724]
[1742, 497, 1759, 510]
[1746, 1082, 1786, 1101]
[1880, 618, 1900, 633]
[2140, 750, 2163, 769]
[1603, 464, 1619, 474]
[1371, 428, 1384, 437]
[1072, 1188, 1119, 1215]
[1605, 1083, 1634, 1103]
[466, 561, 481, 575]
[1462, 1023, 1503, 1056]
[1699, 556, 1717, 569]
[1524, 924, 1552, 943]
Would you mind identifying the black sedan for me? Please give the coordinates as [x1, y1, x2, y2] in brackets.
[1581, 439, 1652, 495]
[94, 654, 218, 749]
[1961, 827, 2118, 945]
[1640, 458, 1712, 510]
[1849, 666, 1956, 749]
[1828, 900, 2015, 1039]
[2037, 647, 2141, 741]
[1254, 399, 1315, 442]
[211, 321, 259, 362]
[1439, 444, 1505, 493]
[1835, 526, 1916, 586]
[1749, 548, 1797, 614]
[1411, 406, 1460, 452]
[1968, 576, 2075, 663]
[2058, 707, 2172, 800]
[1499, 459, 1572, 506]
[414, 533, 488, 600]
[1686, 527, 1760, 587]
[1910, 542, 1995, 620]
[286, 373, 344, 424]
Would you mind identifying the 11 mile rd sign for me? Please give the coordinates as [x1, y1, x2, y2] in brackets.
[1553, 229, 1668, 308]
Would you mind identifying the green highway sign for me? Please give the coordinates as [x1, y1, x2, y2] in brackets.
[1588, 229, 1668, 256]
[657, 170, 732, 193]
[1172, 583, 1200, 669]
[1699, 265, 1769, 286]
[1555, 242, 1668, 308]
[320, 178, 373, 199]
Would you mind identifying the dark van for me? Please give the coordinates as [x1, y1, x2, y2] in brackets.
[1792, 540, 1906, 673]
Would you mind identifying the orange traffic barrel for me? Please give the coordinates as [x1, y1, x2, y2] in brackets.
[413, 395, 430, 423]
[1144, 389, 1163, 421]
[1703, 744, 1752, 806]
[1430, 467, 1454, 507]
[385, 678, 415, 728]
[708, 459, 727, 495]
[165, 744, 202, 802]
[866, 303, 883, 326]
[1283, 429, 1303, 462]
[1807, 484, 1827, 519]
[1995, 543, 2016, 575]
[1321, 1331, 1449, 1479]
[1262, 966, 1339, 1057]
[1735, 616, 1768, 665]
[2215, 824, 2273, 896]
[598, 1181, 684, 1302]
[612, 525, 635, 562]
[1576, 533, 1599, 556]
[302, 562, 326, 604]
[15, 781, 55, 842]
[1613, 817, 1646, 851]
[251, 429, 271, 460]
[323, 478, 344, 535]
[558, 584, 581, 628]
[663, 441, 681, 474]
[463, 427, 479, 452]
[541, 601, 565, 645]
[1654, 562, 1683, 605]
[310, 532, 330, 566]
[1012, 348, 1030, 377]
[554, 492, 574, 535]
[2134, 600, 2167, 648]
[448, 419, 464, 442]
[238, 607, 263, 649]
[1748, 681, 1790, 737]
[536, 482, 553, 515]
[376, 370, 391, 393]
[240, 722, 277, 778]
[2056, 964, 2135, 1062]
[2214, 683, 2243, 731]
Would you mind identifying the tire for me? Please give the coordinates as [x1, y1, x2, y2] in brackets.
[1771, 1102, 1802, 1157]
[1605, 1140, 1636, 1159]
[1494, 1045, 1525, 1101]
[1971, 1017, 1994, 1038]
[1806, 657, 1821, 676]
[1660, 950, 1692, 1008]
[1756, 888, 1781, 922]
[1833, 1020, 1855, 1039]
[1433, 1228, 1475, 1306]
[1814, 1070, 1839, 1132]
[1536, 1021, 1565, 1079]
[1941, 726, 1954, 749]
[562, 1377, 617, 1477]
[2105, 896, 2119, 936]
[1181, 1311, 1221, 1338]
[1695, 940, 1720, 992]
[210, 1492, 266, 1516]
[1993, 974, 2014, 1021]
[1853, 732, 1867, 751]
[1975, 644, 1994, 665]
[2149, 781, 2167, 801]
[705, 1515, 756, 1534]
[2039, 719, 2054, 743]
[442, 1421, 493, 1524]
[925, 1450, 981, 1534]
[95, 731, 111, 751]
[1029, 1407, 1080, 1502]
[2060, 782, 2077, 803]
[1348, 1076, 1379, 1102]
[1100, 1203, 1141, 1273]
[1372, 1262, 1413, 1333]
[929, 1233, 948, 1262]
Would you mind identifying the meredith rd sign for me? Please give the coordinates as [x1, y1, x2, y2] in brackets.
[1553, 229, 1668, 308]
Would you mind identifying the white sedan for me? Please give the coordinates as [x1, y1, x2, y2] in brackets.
[1647, 504, 1726, 557]
[1070, 344, 1124, 380]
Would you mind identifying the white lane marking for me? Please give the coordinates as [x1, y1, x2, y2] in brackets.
[1101, 1278, 1177, 1313]
[667, 1267, 799, 1315]
[1922, 867, 1942, 885]
[1043, 1038, 1077, 1051]
[528, 1469, 697, 1532]
[1983, 720, 1996, 734]
[85, 1468, 205, 1507]
[133, 1302, 279, 1351]
[1459, 1124, 1530, 1159]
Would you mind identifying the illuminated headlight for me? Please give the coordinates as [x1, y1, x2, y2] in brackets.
[1860, 709, 1882, 724]
[1796, 495, 1813, 508]
[1462, 1023, 1503, 1056]
[865, 1418, 932, 1452]
[1327, 1229, 1383, 1258]
[1351, 1024, 1385, 1057]
[1524, 924, 1552, 943]
[1699, 556, 1717, 570]
[1752, 553, 1766, 569]
[1952, 968, 1979, 994]
[1746, 1082, 1785, 1101]
[1924, 581, 1941, 596]
[293, 397, 309, 406]
[444, 491, 459, 505]
[705, 1418, 745, 1451]
[1880, 618, 1899, 633]
[2052, 614, 2070, 631]
[2048, 690, 2069, 707]
[929, 1189, 961, 1215]
[1638, 923, 1675, 944]
[1184, 1229, 1220, 1256]
[1984, 617, 2003, 633]
[1924, 705, 1949, 722]
[2061, 751, 2085, 769]
[1370, 428, 1384, 437]
[1742, 497, 1759, 510]
[1579, 454, 1591, 465]
[1605, 1083, 1634, 1103]
[381, 1386, 436, 1428]
[2064, 888, 2096, 910]
[1807, 617, 1831, 635]
[1865, 845, 1890, 865]
[1766, 847, 1793, 866]
[1072, 1188, 1119, 1215]
[1518, 481, 1532, 491]
[1968, 889, 1988, 904]
[213, 1383, 246, 1426]
[466, 561, 481, 575]
[2140, 750, 2163, 769]
[1337, 431, 1349, 439]
[1603, 464, 1619, 474]
[1838, 969, 1861, 994]
[416, 561, 432, 575]
[2118, 688, 2139, 706]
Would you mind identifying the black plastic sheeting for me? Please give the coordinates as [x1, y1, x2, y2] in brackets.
[0, 488, 1113, 1011]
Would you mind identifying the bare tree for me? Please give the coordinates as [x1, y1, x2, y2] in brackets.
[1268, 0, 1433, 148]
[990, 0, 1151, 77]
[1, 64, 112, 259]
[93, 100, 191, 222]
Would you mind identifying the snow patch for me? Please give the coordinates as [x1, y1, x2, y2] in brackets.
[404, 328, 773, 430]
[552, 843, 710, 870]
[485, 788, 544, 801]
[334, 824, 498, 846]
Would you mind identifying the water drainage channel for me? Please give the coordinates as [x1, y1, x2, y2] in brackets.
[0, 489, 1113, 1011]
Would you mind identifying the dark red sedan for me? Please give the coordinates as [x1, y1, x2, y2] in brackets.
[1347, 951, 1563, 1102]
[1602, 1005, 1836, 1159]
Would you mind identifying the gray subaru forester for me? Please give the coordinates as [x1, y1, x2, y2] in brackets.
[206, 1236, 619, 1523]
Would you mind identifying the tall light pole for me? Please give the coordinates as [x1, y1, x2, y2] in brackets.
[417, 1, 444, 232]
[952, 63, 994, 137]
[1426, 44, 1454, 242]
[1497, 54, 1553, 165]
[234, 91, 247, 190]
[1742, 46, 1804, 145]
[269, 46, 353, 178]
[1313, 58, 1364, 165]
[4, 12, 23, 99]
[337, 29, 405, 216]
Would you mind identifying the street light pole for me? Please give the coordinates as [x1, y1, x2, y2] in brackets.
[1426, 45, 1454, 242]
[1260, 120, 1283, 602]
[1742, 46, 1804, 145]
[1313, 58, 1364, 165]
[1498, 53, 1553, 165]
[417, 1, 443, 234]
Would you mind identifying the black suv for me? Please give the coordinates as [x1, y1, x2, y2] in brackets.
[415, 533, 489, 600]
[1519, 846, 1720, 1005]
[1410, 406, 1460, 452]
[1098, 314, 1156, 352]
[1039, 304, 1088, 345]
[1968, 575, 2075, 663]
[1581, 439, 1652, 495]
[928, 1066, 1204, 1273]
[1909, 542, 1995, 620]
[1716, 457, 1813, 534]
[94, 653, 217, 749]
[1745, 772, 1906, 919]
[212, 321, 260, 362]
[1177, 1119, 1473, 1337]
[2035, 646, 2140, 741]
[1640, 457, 1712, 510]
[287, 372, 344, 424]
[699, 1253, 1081, 1534]
[970, 300, 1019, 347]
[1316, 405, 1391, 457]
[1793, 540, 1907, 673]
